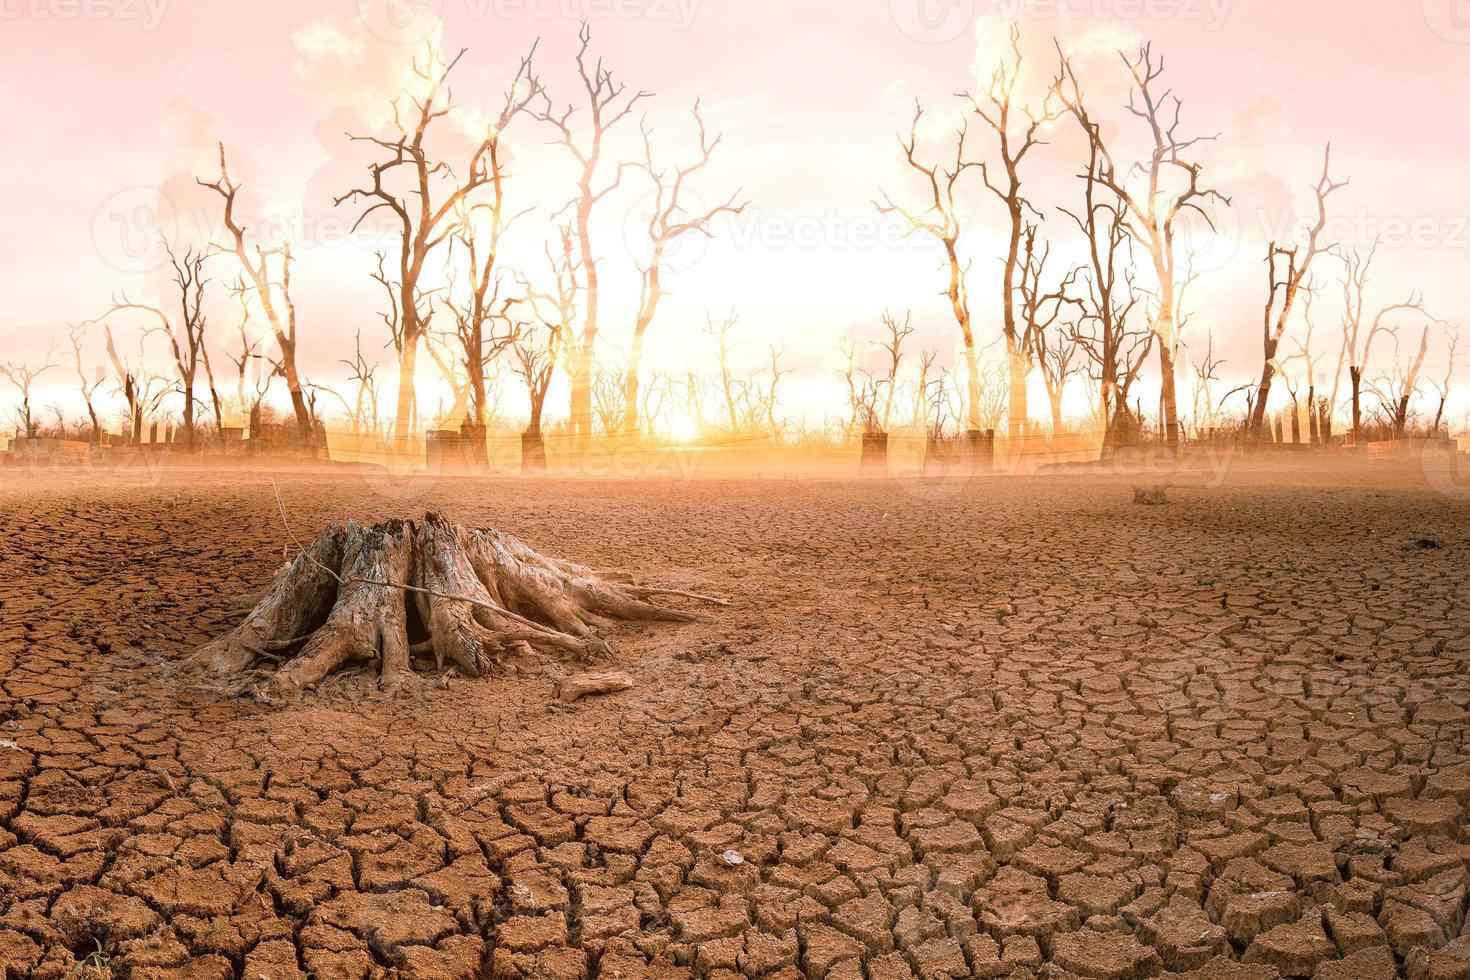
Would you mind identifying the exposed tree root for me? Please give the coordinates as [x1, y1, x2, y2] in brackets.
[187, 512, 726, 701]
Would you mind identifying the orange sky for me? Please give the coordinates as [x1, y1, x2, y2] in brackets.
[2, 0, 1468, 429]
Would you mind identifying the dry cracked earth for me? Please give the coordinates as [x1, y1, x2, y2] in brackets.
[1, 460, 1468, 980]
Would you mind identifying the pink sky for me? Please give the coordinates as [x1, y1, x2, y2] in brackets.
[2, 0, 1468, 429]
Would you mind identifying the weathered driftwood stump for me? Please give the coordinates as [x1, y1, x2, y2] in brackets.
[187, 512, 725, 701]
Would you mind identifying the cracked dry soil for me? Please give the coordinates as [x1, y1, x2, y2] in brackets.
[0, 463, 1467, 980]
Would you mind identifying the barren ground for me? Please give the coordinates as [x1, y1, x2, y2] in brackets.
[1, 460, 1468, 980]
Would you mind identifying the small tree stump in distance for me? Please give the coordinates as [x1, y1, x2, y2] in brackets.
[186, 511, 726, 701]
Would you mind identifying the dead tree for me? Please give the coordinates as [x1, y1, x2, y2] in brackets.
[107, 242, 211, 447]
[1, 348, 55, 439]
[1429, 325, 1459, 434]
[623, 102, 747, 434]
[682, 371, 711, 434]
[1248, 145, 1346, 439]
[336, 46, 531, 448]
[342, 330, 383, 436]
[704, 312, 742, 432]
[439, 50, 540, 448]
[1061, 129, 1150, 453]
[187, 510, 725, 700]
[68, 324, 107, 440]
[872, 311, 914, 433]
[512, 320, 562, 455]
[423, 326, 471, 429]
[1368, 324, 1435, 438]
[591, 361, 629, 436]
[1017, 228, 1084, 435]
[199, 145, 314, 440]
[516, 228, 582, 464]
[1282, 286, 1328, 444]
[876, 104, 983, 432]
[1057, 45, 1230, 450]
[225, 295, 280, 427]
[764, 344, 793, 437]
[837, 339, 860, 437]
[532, 25, 651, 442]
[104, 326, 143, 443]
[1338, 242, 1433, 443]
[962, 23, 1064, 439]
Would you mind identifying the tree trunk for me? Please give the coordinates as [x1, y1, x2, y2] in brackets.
[1249, 347, 1278, 439]
[962, 337, 981, 432]
[1349, 367, 1363, 444]
[280, 349, 314, 443]
[395, 341, 420, 450]
[187, 512, 727, 702]
[182, 378, 196, 447]
[1158, 343, 1180, 451]
[1006, 341, 1028, 440]
[1311, 384, 1323, 446]
[622, 331, 647, 436]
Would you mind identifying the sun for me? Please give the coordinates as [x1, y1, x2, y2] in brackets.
[669, 413, 701, 444]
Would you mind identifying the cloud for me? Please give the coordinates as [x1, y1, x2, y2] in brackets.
[292, 1, 446, 129]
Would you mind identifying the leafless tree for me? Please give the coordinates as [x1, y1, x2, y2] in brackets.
[704, 311, 742, 431]
[1282, 286, 1329, 444]
[422, 329, 470, 427]
[68, 324, 108, 440]
[624, 102, 746, 433]
[837, 338, 860, 437]
[224, 289, 280, 425]
[532, 24, 651, 441]
[103, 327, 172, 444]
[592, 364, 628, 435]
[516, 228, 581, 443]
[680, 371, 712, 434]
[1057, 44, 1230, 450]
[876, 104, 983, 431]
[106, 242, 211, 446]
[1055, 110, 1150, 453]
[342, 330, 383, 435]
[1337, 242, 1434, 443]
[1, 346, 56, 439]
[439, 50, 541, 443]
[1429, 324, 1460, 434]
[1248, 145, 1346, 439]
[871, 311, 914, 432]
[962, 24, 1064, 438]
[1368, 323, 1436, 438]
[199, 144, 314, 440]
[336, 45, 532, 447]
[763, 344, 793, 437]
[1016, 228, 1084, 434]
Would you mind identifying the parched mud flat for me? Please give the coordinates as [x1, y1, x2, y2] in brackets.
[0, 463, 1467, 980]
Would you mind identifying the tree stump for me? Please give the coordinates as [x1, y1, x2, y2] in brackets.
[186, 512, 726, 701]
